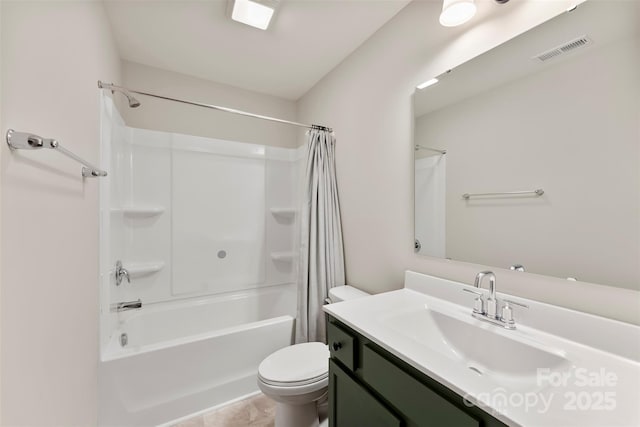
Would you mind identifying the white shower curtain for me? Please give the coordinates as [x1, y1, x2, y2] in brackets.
[295, 128, 346, 343]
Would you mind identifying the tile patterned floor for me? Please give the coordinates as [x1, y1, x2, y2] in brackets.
[173, 394, 276, 427]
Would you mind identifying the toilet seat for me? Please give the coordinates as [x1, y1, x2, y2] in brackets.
[258, 375, 328, 399]
[259, 372, 328, 387]
[258, 342, 329, 388]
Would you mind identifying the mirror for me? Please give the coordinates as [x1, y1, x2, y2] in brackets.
[413, 1, 639, 290]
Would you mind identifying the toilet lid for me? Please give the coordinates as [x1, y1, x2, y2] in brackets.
[258, 342, 329, 386]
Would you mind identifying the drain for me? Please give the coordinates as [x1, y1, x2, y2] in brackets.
[120, 333, 128, 347]
[468, 366, 483, 376]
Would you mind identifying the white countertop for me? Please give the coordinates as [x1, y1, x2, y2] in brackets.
[324, 272, 640, 427]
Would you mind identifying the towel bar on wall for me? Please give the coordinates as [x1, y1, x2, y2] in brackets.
[462, 189, 544, 199]
[415, 144, 447, 155]
[6, 129, 107, 178]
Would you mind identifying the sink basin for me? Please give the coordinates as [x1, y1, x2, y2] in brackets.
[324, 272, 640, 427]
[383, 305, 570, 387]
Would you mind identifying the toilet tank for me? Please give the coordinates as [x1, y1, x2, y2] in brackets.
[328, 285, 369, 303]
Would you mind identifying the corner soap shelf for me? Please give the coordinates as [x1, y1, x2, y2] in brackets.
[125, 261, 165, 278]
[111, 206, 165, 218]
[270, 252, 297, 262]
[270, 207, 297, 218]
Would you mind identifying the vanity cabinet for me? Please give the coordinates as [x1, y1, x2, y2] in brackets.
[327, 317, 507, 427]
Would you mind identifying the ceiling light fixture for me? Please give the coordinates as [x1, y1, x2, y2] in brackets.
[230, 0, 277, 30]
[417, 69, 452, 90]
[439, 0, 477, 27]
[416, 78, 439, 90]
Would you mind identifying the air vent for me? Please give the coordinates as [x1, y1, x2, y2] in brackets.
[532, 35, 593, 62]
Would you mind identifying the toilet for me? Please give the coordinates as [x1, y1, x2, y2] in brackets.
[257, 285, 369, 427]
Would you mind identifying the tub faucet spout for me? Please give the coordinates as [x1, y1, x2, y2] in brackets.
[111, 299, 142, 312]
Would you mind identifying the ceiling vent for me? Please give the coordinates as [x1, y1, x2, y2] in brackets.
[532, 35, 593, 62]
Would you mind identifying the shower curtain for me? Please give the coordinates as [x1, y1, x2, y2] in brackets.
[295, 128, 345, 343]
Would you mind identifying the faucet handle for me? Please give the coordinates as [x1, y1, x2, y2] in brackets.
[502, 299, 529, 309]
[463, 288, 485, 314]
[500, 299, 529, 325]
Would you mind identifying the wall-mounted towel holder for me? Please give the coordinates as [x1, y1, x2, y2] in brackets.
[5, 129, 107, 178]
[462, 189, 544, 199]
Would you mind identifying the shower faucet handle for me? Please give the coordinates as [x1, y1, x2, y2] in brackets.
[115, 260, 130, 286]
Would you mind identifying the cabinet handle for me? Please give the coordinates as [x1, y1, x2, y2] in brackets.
[332, 342, 342, 351]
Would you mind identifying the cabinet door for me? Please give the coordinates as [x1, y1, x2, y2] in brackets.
[362, 345, 479, 427]
[329, 360, 402, 427]
[328, 322, 357, 371]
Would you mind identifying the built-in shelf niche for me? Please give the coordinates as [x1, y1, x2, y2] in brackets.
[111, 206, 165, 218]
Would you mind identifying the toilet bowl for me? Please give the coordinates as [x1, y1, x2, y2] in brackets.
[257, 285, 369, 427]
[258, 342, 329, 427]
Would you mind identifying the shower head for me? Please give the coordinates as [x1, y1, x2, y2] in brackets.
[124, 93, 141, 108]
[97, 81, 141, 108]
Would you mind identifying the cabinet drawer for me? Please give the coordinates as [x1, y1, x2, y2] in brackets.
[328, 321, 356, 371]
[362, 345, 479, 427]
[329, 360, 401, 427]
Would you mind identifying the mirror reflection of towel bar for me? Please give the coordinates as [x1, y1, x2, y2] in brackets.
[6, 129, 107, 178]
[415, 144, 446, 155]
[462, 189, 544, 200]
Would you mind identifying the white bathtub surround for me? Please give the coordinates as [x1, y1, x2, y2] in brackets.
[296, 129, 346, 343]
[99, 284, 295, 426]
[98, 96, 302, 426]
[102, 284, 296, 360]
[101, 116, 303, 309]
[104, 123, 297, 304]
[99, 92, 302, 316]
[414, 154, 446, 258]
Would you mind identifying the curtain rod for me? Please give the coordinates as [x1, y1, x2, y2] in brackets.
[98, 81, 332, 132]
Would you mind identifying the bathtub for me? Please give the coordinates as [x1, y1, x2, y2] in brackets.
[98, 283, 296, 426]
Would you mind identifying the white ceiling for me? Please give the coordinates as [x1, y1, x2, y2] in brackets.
[104, 0, 411, 100]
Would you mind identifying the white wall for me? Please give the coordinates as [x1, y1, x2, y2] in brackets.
[415, 36, 639, 290]
[1, 1, 121, 425]
[297, 0, 640, 324]
[0, 0, 3, 419]
[121, 61, 300, 148]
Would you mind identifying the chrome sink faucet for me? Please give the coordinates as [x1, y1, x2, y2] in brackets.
[464, 271, 528, 329]
[474, 271, 498, 318]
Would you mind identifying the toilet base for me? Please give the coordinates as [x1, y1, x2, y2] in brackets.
[275, 401, 319, 427]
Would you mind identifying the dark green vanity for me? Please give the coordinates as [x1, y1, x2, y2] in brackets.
[327, 317, 508, 427]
